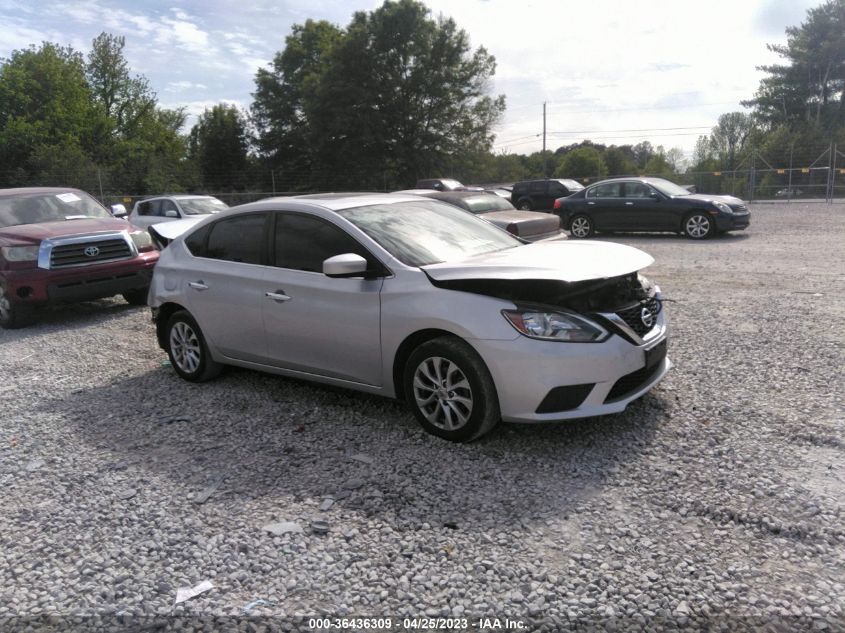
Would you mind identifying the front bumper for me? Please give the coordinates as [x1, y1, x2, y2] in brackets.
[715, 211, 750, 231]
[471, 309, 670, 423]
[2, 252, 157, 305]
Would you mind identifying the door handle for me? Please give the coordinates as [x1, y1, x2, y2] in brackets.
[188, 281, 208, 291]
[625, 202, 634, 206]
[587, 201, 596, 205]
[265, 290, 291, 302]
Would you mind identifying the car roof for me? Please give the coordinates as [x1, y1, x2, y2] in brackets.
[140, 194, 221, 201]
[245, 192, 428, 212]
[0, 187, 86, 198]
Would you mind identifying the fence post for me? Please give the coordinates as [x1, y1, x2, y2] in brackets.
[787, 144, 793, 203]
[831, 143, 837, 203]
[749, 147, 756, 202]
[271, 170, 276, 195]
[97, 168, 104, 203]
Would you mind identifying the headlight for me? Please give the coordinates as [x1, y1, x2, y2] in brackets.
[502, 309, 609, 342]
[129, 230, 153, 251]
[712, 201, 732, 214]
[1, 245, 39, 262]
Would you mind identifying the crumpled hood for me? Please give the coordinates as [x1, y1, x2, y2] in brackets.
[422, 240, 653, 283]
[148, 216, 206, 242]
[0, 218, 132, 246]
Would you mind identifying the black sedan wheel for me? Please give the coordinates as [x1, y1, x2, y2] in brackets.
[569, 214, 594, 238]
[683, 213, 713, 240]
[404, 337, 500, 442]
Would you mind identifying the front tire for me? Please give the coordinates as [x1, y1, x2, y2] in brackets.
[122, 288, 149, 306]
[516, 199, 533, 211]
[404, 337, 500, 442]
[683, 212, 713, 239]
[165, 310, 223, 382]
[569, 214, 594, 238]
[0, 283, 34, 329]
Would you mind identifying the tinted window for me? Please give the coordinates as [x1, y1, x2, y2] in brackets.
[161, 199, 179, 215]
[549, 183, 567, 196]
[528, 181, 547, 194]
[205, 213, 267, 264]
[625, 182, 652, 198]
[274, 213, 374, 273]
[137, 201, 153, 216]
[184, 224, 211, 257]
[587, 183, 623, 199]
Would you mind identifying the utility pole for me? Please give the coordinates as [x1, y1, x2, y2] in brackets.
[542, 102, 547, 178]
[271, 169, 276, 195]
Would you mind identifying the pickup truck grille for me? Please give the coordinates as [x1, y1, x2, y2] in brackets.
[49, 238, 133, 268]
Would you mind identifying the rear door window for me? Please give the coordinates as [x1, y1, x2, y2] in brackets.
[624, 182, 652, 198]
[587, 183, 623, 199]
[204, 213, 268, 264]
[528, 181, 547, 194]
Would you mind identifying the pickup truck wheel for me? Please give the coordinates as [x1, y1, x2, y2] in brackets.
[404, 337, 500, 442]
[0, 284, 34, 329]
[122, 288, 148, 306]
[165, 310, 223, 382]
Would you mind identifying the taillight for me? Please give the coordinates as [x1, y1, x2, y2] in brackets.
[553, 199, 562, 209]
[506, 223, 519, 235]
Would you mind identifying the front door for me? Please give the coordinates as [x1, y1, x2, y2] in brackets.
[262, 212, 384, 386]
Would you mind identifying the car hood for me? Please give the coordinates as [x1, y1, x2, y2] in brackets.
[0, 217, 132, 246]
[148, 216, 206, 240]
[422, 240, 653, 283]
[683, 193, 746, 207]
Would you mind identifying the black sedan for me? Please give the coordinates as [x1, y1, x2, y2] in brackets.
[554, 177, 751, 240]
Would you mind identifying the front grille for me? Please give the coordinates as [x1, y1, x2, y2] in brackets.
[735, 204, 748, 212]
[615, 297, 661, 336]
[604, 363, 661, 403]
[49, 238, 132, 268]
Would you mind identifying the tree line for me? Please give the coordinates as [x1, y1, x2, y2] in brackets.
[2, 0, 844, 197]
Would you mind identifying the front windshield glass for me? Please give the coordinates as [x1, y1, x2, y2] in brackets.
[0, 191, 111, 229]
[463, 196, 514, 213]
[338, 200, 521, 266]
[649, 178, 691, 197]
[179, 197, 228, 215]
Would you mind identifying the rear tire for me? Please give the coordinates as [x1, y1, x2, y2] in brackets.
[516, 199, 533, 210]
[122, 288, 149, 306]
[683, 212, 713, 240]
[0, 283, 34, 329]
[164, 310, 223, 382]
[569, 214, 594, 238]
[404, 337, 500, 442]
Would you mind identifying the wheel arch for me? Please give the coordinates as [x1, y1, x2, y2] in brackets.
[392, 328, 466, 401]
[155, 301, 188, 349]
[681, 207, 712, 231]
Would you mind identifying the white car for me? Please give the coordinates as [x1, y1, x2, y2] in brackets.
[128, 195, 228, 229]
[149, 193, 670, 442]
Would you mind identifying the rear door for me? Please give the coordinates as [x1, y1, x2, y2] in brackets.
[585, 182, 625, 229]
[182, 212, 271, 364]
[261, 212, 384, 386]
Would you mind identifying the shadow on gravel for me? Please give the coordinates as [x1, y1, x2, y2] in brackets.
[0, 298, 141, 346]
[37, 364, 669, 530]
[589, 231, 751, 244]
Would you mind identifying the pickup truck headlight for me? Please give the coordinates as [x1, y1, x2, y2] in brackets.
[1, 245, 39, 262]
[503, 309, 609, 342]
[129, 230, 153, 252]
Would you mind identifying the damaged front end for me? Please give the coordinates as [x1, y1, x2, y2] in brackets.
[428, 271, 663, 345]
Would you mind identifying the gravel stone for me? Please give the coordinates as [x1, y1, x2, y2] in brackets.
[0, 203, 843, 629]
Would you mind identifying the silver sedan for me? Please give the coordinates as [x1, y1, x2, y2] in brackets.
[149, 194, 670, 442]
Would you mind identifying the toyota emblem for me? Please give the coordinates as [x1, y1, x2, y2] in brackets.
[83, 246, 100, 257]
[640, 306, 654, 328]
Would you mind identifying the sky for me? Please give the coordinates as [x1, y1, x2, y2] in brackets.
[0, 0, 822, 161]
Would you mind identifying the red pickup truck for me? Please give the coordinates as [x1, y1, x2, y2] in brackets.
[0, 187, 159, 328]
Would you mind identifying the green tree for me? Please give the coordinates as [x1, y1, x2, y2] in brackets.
[0, 43, 98, 186]
[555, 146, 608, 180]
[603, 147, 638, 176]
[709, 112, 755, 170]
[252, 0, 505, 190]
[189, 104, 250, 191]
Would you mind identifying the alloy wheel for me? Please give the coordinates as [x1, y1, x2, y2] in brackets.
[170, 321, 202, 374]
[412, 356, 474, 430]
[570, 216, 592, 238]
[685, 215, 711, 239]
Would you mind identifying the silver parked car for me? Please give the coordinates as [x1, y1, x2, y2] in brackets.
[128, 195, 228, 229]
[149, 193, 670, 442]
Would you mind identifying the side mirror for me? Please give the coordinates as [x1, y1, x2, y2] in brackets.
[649, 192, 660, 200]
[323, 253, 369, 278]
[110, 204, 128, 218]
[164, 209, 179, 218]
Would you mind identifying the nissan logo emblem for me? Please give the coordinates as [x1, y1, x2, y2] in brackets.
[640, 306, 654, 328]
[83, 246, 100, 257]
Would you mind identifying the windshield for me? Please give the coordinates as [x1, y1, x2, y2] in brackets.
[559, 179, 584, 190]
[648, 178, 691, 197]
[0, 191, 111, 229]
[179, 197, 228, 215]
[338, 200, 522, 266]
[463, 196, 515, 213]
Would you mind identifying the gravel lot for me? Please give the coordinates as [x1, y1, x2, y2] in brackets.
[1, 202, 843, 632]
